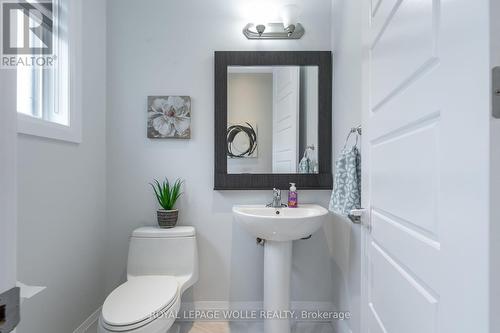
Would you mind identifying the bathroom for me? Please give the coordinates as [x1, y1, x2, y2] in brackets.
[0, 0, 498, 332]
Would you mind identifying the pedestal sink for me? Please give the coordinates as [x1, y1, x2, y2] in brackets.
[232, 204, 329, 333]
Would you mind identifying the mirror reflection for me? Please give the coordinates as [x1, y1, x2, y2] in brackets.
[227, 66, 318, 174]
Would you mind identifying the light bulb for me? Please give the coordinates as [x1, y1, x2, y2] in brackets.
[256, 24, 266, 36]
[281, 5, 300, 35]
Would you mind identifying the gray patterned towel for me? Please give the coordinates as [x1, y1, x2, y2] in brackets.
[329, 146, 361, 216]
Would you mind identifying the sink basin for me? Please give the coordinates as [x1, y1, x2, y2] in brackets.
[233, 203, 329, 333]
[232, 204, 328, 241]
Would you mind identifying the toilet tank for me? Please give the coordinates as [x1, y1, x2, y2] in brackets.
[127, 226, 198, 289]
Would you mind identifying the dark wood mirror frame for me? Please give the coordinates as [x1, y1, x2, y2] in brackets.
[214, 51, 332, 190]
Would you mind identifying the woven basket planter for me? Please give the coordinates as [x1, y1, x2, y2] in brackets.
[157, 209, 179, 228]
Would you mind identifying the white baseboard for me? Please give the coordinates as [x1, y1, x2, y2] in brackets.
[332, 318, 352, 333]
[180, 301, 339, 323]
[73, 301, 343, 332]
[73, 306, 101, 333]
[180, 301, 335, 313]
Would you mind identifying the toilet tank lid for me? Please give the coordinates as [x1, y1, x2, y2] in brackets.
[132, 226, 196, 238]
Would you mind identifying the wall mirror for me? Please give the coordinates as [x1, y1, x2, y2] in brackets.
[215, 51, 332, 190]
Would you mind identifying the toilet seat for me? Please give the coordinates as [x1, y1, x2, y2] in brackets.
[101, 275, 178, 332]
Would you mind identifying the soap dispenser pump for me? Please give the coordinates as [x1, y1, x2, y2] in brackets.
[288, 183, 298, 208]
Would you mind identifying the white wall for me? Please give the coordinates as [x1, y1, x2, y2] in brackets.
[16, 0, 107, 332]
[227, 73, 273, 174]
[330, 0, 363, 332]
[106, 0, 336, 308]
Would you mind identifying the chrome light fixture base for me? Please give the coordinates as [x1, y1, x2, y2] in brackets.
[243, 23, 305, 40]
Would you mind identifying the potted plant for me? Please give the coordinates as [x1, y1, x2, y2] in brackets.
[150, 178, 184, 228]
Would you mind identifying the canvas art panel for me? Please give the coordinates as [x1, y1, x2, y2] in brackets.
[148, 96, 191, 139]
[227, 122, 258, 158]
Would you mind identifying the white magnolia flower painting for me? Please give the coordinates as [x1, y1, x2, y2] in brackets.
[147, 96, 191, 139]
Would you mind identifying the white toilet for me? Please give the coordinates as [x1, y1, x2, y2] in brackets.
[99, 226, 198, 333]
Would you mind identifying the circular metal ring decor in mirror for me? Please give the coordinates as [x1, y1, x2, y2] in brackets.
[227, 123, 257, 158]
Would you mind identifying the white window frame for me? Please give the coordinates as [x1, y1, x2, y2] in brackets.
[17, 0, 82, 143]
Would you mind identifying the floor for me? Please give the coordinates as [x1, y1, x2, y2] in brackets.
[87, 321, 335, 333]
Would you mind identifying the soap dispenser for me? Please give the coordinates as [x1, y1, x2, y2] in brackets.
[288, 183, 298, 208]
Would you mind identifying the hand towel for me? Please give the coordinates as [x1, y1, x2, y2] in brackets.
[329, 145, 361, 216]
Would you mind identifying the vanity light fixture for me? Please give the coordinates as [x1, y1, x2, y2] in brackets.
[243, 5, 304, 40]
[281, 4, 300, 35]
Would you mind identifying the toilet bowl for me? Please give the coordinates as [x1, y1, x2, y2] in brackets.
[99, 226, 198, 333]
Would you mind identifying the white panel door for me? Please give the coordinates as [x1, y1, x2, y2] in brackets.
[361, 0, 491, 332]
[272, 67, 300, 173]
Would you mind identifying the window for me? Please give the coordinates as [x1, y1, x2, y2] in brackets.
[15, 0, 81, 143]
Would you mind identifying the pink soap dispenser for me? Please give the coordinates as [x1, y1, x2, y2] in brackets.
[288, 183, 298, 208]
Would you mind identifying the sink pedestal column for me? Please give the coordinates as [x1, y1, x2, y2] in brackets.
[263, 240, 292, 333]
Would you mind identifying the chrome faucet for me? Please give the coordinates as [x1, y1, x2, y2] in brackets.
[266, 188, 287, 208]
